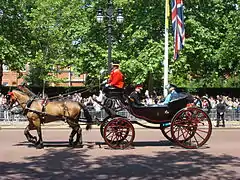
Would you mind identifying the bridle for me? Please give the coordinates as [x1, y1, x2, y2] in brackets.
[6, 91, 27, 110]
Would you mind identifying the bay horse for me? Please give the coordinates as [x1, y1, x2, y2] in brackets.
[6, 87, 93, 149]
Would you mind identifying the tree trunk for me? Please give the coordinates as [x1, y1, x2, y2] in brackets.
[0, 60, 3, 87]
[147, 72, 153, 94]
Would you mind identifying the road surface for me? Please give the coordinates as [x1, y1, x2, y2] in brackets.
[0, 128, 239, 180]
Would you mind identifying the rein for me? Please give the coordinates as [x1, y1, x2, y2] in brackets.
[47, 84, 99, 100]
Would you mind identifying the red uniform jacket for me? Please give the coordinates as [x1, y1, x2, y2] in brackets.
[108, 69, 124, 88]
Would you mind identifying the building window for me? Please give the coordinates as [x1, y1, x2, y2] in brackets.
[2, 82, 8, 86]
[3, 65, 9, 72]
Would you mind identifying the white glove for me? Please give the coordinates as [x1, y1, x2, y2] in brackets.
[102, 80, 107, 84]
[105, 84, 110, 87]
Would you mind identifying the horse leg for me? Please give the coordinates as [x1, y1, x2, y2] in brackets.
[74, 126, 83, 147]
[69, 128, 77, 147]
[70, 123, 83, 147]
[35, 126, 44, 149]
[24, 125, 37, 144]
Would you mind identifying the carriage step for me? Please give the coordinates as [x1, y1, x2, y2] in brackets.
[162, 122, 171, 127]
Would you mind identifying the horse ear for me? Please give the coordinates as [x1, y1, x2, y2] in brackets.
[17, 85, 23, 90]
[21, 82, 27, 86]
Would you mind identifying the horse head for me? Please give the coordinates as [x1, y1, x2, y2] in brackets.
[5, 90, 30, 110]
[6, 91, 16, 109]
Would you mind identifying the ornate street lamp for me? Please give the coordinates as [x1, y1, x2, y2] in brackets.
[0, 9, 3, 17]
[96, 0, 124, 74]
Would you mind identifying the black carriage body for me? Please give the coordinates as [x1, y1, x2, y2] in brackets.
[128, 96, 189, 124]
[102, 87, 190, 124]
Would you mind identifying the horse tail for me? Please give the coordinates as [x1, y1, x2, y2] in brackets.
[79, 103, 92, 130]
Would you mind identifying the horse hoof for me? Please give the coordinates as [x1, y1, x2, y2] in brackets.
[29, 137, 37, 144]
[36, 143, 44, 149]
[35, 140, 40, 146]
[69, 139, 74, 147]
[33, 136, 37, 141]
[71, 141, 83, 148]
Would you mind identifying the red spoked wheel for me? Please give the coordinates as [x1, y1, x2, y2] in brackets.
[103, 117, 135, 149]
[171, 107, 212, 149]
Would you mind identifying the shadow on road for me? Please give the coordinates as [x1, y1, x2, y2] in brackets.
[15, 140, 174, 148]
[14, 141, 95, 148]
[0, 146, 239, 179]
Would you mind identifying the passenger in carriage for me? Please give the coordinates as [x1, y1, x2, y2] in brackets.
[162, 84, 180, 105]
[129, 84, 145, 106]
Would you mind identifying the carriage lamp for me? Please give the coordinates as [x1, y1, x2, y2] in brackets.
[0, 9, 3, 18]
[116, 8, 124, 24]
[96, 9, 104, 23]
[96, 0, 124, 74]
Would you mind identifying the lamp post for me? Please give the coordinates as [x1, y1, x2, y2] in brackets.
[96, 0, 124, 74]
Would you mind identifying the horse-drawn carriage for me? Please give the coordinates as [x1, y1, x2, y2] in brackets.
[6, 84, 212, 150]
[97, 87, 212, 149]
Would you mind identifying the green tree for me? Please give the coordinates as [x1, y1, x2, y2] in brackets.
[0, 0, 32, 86]
[172, 0, 240, 88]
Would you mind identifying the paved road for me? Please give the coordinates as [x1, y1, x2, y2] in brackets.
[0, 129, 239, 180]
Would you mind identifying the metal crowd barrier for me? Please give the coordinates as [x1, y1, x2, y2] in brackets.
[0, 106, 239, 124]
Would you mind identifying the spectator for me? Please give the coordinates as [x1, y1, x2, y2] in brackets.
[216, 98, 226, 127]
[236, 103, 240, 120]
[152, 90, 158, 104]
[144, 90, 150, 105]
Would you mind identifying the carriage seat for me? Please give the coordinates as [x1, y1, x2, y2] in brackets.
[167, 95, 189, 112]
[129, 94, 188, 110]
[103, 86, 125, 98]
[128, 97, 168, 109]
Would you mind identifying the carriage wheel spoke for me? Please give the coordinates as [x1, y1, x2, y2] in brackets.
[180, 127, 189, 140]
[194, 131, 205, 141]
[176, 127, 186, 139]
[106, 131, 114, 139]
[193, 134, 199, 147]
[110, 134, 118, 142]
[177, 127, 181, 139]
[182, 127, 192, 139]
[196, 128, 209, 134]
[164, 128, 171, 134]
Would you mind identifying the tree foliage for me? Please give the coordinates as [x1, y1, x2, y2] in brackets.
[0, 0, 239, 90]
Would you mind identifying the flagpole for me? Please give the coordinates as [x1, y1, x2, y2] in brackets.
[163, 0, 170, 97]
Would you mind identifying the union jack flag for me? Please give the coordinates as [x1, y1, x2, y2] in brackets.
[171, 0, 185, 60]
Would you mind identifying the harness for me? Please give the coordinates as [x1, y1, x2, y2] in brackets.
[21, 96, 38, 115]
[27, 97, 78, 124]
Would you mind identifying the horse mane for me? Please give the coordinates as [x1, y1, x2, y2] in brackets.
[13, 89, 30, 97]
[17, 85, 36, 97]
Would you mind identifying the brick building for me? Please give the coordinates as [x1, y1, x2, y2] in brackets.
[2, 65, 86, 87]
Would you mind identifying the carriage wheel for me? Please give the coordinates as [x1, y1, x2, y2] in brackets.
[103, 117, 135, 149]
[104, 97, 126, 112]
[171, 107, 212, 149]
[104, 98, 114, 109]
[100, 115, 124, 138]
[160, 123, 174, 142]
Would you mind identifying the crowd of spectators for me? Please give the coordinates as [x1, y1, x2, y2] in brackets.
[0, 91, 240, 121]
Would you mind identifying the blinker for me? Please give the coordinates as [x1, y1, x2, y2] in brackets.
[8, 92, 14, 96]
